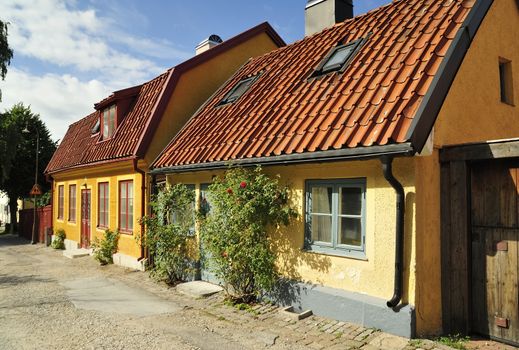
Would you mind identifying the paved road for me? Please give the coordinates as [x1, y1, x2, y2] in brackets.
[0, 234, 292, 350]
[2, 233, 505, 350]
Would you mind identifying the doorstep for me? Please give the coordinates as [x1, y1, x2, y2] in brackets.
[63, 248, 91, 259]
[176, 280, 223, 298]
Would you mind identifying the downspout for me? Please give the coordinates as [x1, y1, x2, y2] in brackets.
[381, 156, 405, 308]
[132, 158, 146, 260]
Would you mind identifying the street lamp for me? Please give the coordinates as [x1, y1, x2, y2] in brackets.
[22, 123, 39, 244]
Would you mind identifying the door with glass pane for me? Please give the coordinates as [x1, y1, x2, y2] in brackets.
[199, 183, 218, 283]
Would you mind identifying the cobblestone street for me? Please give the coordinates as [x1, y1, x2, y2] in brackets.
[0, 234, 512, 350]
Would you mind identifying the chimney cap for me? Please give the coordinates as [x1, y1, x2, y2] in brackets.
[306, 0, 353, 10]
[197, 34, 223, 47]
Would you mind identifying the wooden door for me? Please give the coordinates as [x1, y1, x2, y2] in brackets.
[81, 189, 91, 248]
[471, 160, 519, 345]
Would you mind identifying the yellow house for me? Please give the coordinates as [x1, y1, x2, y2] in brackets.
[44, 23, 285, 270]
[151, 0, 519, 343]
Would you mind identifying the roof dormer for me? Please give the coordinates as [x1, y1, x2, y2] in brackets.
[94, 84, 142, 140]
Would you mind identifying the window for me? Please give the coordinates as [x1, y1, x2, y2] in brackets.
[305, 179, 366, 258]
[218, 75, 259, 106]
[98, 182, 109, 228]
[68, 185, 76, 222]
[119, 180, 133, 232]
[499, 58, 514, 105]
[101, 105, 116, 140]
[312, 38, 363, 78]
[58, 185, 64, 220]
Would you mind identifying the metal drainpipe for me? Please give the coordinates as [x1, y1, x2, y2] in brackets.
[132, 158, 146, 260]
[381, 156, 405, 308]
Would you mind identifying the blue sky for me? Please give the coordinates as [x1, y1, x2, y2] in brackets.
[0, 0, 388, 140]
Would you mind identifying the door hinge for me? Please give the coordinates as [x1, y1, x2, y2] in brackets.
[495, 316, 509, 328]
[495, 241, 508, 252]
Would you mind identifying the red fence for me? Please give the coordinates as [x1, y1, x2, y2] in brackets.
[19, 205, 52, 243]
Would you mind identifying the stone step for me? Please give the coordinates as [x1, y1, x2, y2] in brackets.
[176, 280, 223, 298]
[63, 248, 92, 259]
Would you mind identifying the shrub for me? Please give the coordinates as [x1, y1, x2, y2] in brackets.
[199, 166, 297, 303]
[91, 229, 119, 265]
[140, 184, 196, 284]
[51, 228, 66, 249]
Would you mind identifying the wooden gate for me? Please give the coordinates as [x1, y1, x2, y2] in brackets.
[470, 160, 519, 345]
[440, 140, 519, 343]
[81, 189, 91, 248]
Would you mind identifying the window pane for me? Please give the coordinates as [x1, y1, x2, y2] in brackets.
[339, 187, 362, 215]
[338, 217, 362, 247]
[120, 213, 127, 230]
[102, 113, 109, 139]
[322, 45, 355, 71]
[128, 182, 133, 200]
[311, 186, 332, 214]
[310, 214, 332, 243]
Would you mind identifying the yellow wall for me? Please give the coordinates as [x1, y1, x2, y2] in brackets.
[167, 157, 417, 303]
[434, 0, 519, 146]
[145, 32, 281, 165]
[52, 161, 144, 258]
[413, 0, 519, 336]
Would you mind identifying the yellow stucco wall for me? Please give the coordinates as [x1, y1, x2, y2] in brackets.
[52, 161, 144, 258]
[167, 157, 417, 304]
[145, 32, 282, 165]
[413, 0, 519, 336]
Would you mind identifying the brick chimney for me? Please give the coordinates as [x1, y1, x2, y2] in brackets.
[305, 0, 354, 36]
[195, 34, 223, 55]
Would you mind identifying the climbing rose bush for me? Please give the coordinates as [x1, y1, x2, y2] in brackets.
[199, 166, 297, 303]
[140, 184, 196, 284]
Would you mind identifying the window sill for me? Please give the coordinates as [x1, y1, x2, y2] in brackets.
[118, 229, 133, 235]
[97, 226, 108, 231]
[303, 245, 367, 261]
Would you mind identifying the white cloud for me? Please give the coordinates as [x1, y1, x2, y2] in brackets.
[0, 68, 113, 141]
[0, 0, 194, 140]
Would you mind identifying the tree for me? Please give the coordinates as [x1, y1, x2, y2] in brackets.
[0, 19, 14, 101]
[0, 104, 56, 233]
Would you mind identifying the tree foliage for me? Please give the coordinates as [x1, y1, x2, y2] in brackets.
[140, 184, 196, 284]
[0, 104, 56, 231]
[0, 19, 14, 100]
[199, 166, 297, 303]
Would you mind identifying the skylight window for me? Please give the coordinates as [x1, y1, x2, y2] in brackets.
[312, 38, 363, 77]
[218, 75, 259, 106]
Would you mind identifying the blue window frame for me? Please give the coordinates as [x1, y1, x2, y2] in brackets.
[305, 178, 366, 259]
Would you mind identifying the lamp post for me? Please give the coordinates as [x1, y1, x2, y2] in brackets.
[22, 123, 39, 244]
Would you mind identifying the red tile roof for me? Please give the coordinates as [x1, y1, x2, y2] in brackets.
[152, 0, 484, 170]
[45, 71, 170, 174]
[45, 22, 285, 174]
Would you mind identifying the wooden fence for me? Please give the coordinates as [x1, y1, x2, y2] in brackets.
[18, 205, 52, 243]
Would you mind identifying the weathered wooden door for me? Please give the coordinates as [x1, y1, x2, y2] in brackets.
[81, 189, 91, 249]
[471, 160, 519, 345]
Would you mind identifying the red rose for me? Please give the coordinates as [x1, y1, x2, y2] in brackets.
[222, 251, 228, 258]
[227, 188, 233, 194]
[240, 181, 247, 189]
